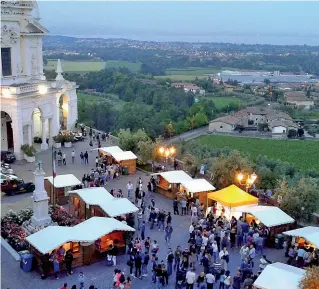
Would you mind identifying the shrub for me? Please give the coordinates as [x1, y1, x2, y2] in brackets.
[63, 134, 75, 143]
[53, 134, 64, 143]
[33, 136, 42, 143]
[49, 205, 79, 227]
[1, 207, 34, 226]
[21, 144, 37, 157]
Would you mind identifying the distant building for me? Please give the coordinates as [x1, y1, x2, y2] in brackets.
[285, 91, 314, 109]
[171, 82, 203, 94]
[209, 115, 240, 132]
[269, 120, 298, 134]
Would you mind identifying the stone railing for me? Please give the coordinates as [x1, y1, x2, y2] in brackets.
[18, 83, 39, 94]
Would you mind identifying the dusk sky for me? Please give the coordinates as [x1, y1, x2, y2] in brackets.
[38, 1, 319, 45]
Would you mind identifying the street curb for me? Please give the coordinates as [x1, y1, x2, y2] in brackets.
[1, 237, 20, 261]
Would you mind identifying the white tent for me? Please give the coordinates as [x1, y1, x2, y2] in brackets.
[181, 179, 216, 193]
[152, 170, 192, 184]
[69, 187, 138, 217]
[45, 174, 82, 188]
[283, 226, 319, 248]
[233, 205, 295, 227]
[112, 151, 137, 161]
[97, 146, 124, 155]
[253, 262, 305, 289]
[26, 217, 135, 254]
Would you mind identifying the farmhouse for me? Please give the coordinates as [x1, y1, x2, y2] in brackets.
[209, 115, 240, 132]
[171, 82, 203, 94]
[269, 120, 299, 134]
[285, 91, 314, 109]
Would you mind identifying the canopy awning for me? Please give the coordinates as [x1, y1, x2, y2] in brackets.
[207, 185, 258, 208]
[97, 146, 124, 155]
[181, 179, 216, 193]
[283, 226, 319, 248]
[151, 170, 192, 184]
[26, 217, 135, 254]
[45, 174, 82, 188]
[112, 151, 137, 161]
[253, 262, 305, 289]
[69, 187, 138, 217]
[234, 205, 295, 227]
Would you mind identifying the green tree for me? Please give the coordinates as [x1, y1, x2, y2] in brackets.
[164, 122, 175, 138]
[194, 112, 208, 127]
[211, 150, 252, 189]
[118, 129, 135, 151]
[274, 178, 319, 223]
[186, 115, 197, 130]
[137, 139, 155, 164]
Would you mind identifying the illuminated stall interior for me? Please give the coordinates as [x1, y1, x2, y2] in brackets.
[283, 226, 319, 249]
[151, 170, 193, 199]
[44, 174, 82, 205]
[179, 179, 216, 209]
[206, 184, 258, 219]
[26, 217, 135, 275]
[69, 187, 138, 221]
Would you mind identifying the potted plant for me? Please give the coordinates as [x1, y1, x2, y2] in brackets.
[63, 134, 74, 148]
[20, 144, 36, 163]
[53, 135, 63, 148]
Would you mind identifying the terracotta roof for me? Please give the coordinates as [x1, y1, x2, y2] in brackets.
[266, 111, 292, 121]
[210, 115, 240, 125]
[269, 120, 298, 129]
[285, 91, 310, 101]
[245, 107, 268, 115]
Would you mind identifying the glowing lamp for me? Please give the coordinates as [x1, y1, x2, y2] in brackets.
[251, 172, 257, 182]
[159, 147, 165, 154]
[165, 149, 170, 157]
[38, 84, 48, 94]
[62, 103, 68, 111]
[169, 147, 175, 155]
[237, 172, 244, 182]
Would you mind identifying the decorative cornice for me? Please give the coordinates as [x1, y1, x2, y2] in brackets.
[1, 25, 19, 46]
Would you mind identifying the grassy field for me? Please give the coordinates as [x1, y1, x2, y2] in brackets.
[45, 59, 106, 72]
[193, 135, 319, 171]
[104, 60, 141, 72]
[155, 74, 208, 81]
[206, 96, 242, 109]
[78, 92, 125, 110]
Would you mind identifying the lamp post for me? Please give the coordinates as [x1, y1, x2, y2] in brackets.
[237, 172, 257, 192]
[159, 146, 176, 166]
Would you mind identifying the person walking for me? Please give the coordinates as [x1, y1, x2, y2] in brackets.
[141, 221, 146, 241]
[174, 245, 182, 271]
[134, 252, 142, 279]
[142, 252, 149, 277]
[95, 156, 99, 168]
[185, 268, 196, 289]
[232, 270, 241, 289]
[71, 150, 75, 164]
[173, 198, 179, 215]
[164, 223, 173, 246]
[181, 199, 187, 216]
[206, 271, 215, 289]
[219, 247, 229, 271]
[89, 140, 93, 152]
[80, 152, 84, 164]
[65, 250, 74, 276]
[166, 248, 174, 276]
[84, 151, 89, 164]
[224, 270, 232, 289]
[249, 244, 256, 268]
[127, 181, 133, 200]
[63, 152, 67, 165]
[78, 272, 85, 289]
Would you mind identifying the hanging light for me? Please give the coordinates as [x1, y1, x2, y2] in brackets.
[169, 147, 176, 155]
[251, 172, 257, 182]
[159, 147, 165, 154]
[38, 84, 48, 94]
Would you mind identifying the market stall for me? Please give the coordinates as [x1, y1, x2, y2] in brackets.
[112, 151, 137, 174]
[179, 179, 216, 209]
[45, 174, 82, 205]
[234, 205, 295, 246]
[206, 184, 258, 219]
[69, 187, 138, 220]
[26, 217, 135, 275]
[253, 262, 305, 289]
[283, 226, 319, 249]
[151, 170, 193, 199]
[97, 146, 137, 174]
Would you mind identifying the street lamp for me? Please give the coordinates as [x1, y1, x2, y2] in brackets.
[159, 146, 176, 165]
[236, 171, 258, 192]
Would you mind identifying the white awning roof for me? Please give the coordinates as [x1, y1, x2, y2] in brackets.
[69, 187, 138, 217]
[253, 262, 305, 289]
[233, 205, 295, 227]
[283, 226, 319, 247]
[45, 174, 82, 188]
[98, 146, 124, 155]
[26, 217, 135, 254]
[112, 151, 137, 161]
[181, 179, 216, 193]
[152, 170, 192, 184]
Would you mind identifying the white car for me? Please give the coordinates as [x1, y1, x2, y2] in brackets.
[0, 167, 16, 175]
[0, 173, 18, 184]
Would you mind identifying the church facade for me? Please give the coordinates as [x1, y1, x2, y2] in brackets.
[1, 1, 78, 159]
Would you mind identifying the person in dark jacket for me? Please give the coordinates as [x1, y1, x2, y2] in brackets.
[135, 252, 142, 279]
[65, 250, 74, 275]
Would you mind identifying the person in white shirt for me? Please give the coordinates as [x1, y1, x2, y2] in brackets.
[71, 150, 75, 164]
[205, 272, 215, 289]
[224, 270, 232, 289]
[253, 231, 259, 244]
[190, 205, 198, 224]
[189, 223, 195, 237]
[219, 247, 229, 270]
[202, 235, 208, 247]
[126, 181, 133, 200]
[240, 244, 249, 260]
[185, 268, 196, 289]
[212, 241, 219, 263]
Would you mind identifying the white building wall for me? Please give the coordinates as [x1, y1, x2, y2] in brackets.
[272, 126, 287, 134]
[1, 116, 9, 150]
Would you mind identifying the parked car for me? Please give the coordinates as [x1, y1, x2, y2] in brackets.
[1, 161, 11, 169]
[0, 150, 16, 163]
[0, 173, 18, 184]
[0, 167, 16, 175]
[0, 176, 35, 196]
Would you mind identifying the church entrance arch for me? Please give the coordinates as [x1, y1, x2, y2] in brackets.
[59, 94, 69, 130]
[1, 111, 14, 151]
[32, 107, 43, 142]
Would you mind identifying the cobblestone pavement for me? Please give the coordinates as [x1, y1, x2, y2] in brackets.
[1, 139, 288, 289]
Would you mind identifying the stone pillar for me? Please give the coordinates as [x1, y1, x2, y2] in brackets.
[40, 117, 48, 150]
[30, 163, 52, 227]
[12, 111, 24, 160]
[48, 118, 54, 146]
[28, 124, 33, 145]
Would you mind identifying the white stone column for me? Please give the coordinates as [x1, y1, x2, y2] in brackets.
[48, 118, 54, 146]
[12, 111, 24, 160]
[28, 124, 33, 145]
[40, 117, 48, 150]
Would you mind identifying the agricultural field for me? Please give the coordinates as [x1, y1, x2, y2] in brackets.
[154, 74, 208, 81]
[104, 60, 141, 73]
[193, 135, 319, 171]
[45, 59, 106, 72]
[206, 96, 243, 109]
[77, 92, 125, 110]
